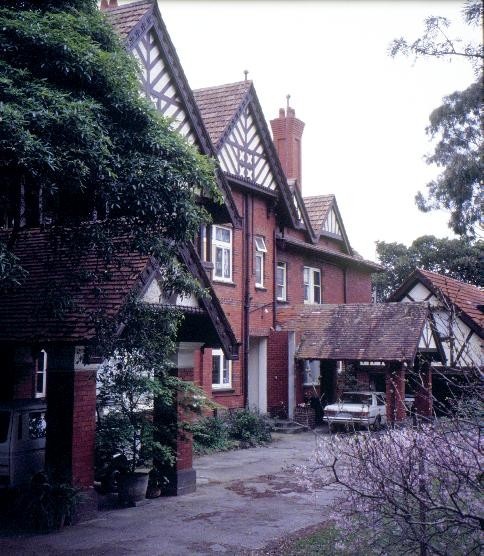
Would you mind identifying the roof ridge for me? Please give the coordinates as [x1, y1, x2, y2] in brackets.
[193, 80, 253, 93]
[104, 0, 153, 13]
[303, 194, 335, 200]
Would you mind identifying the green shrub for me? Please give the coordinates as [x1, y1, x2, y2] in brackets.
[15, 473, 80, 532]
[193, 409, 272, 454]
[226, 409, 272, 446]
[192, 414, 235, 455]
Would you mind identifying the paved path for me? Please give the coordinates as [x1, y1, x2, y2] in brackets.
[0, 430, 336, 555]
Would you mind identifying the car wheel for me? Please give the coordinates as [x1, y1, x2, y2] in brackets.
[372, 415, 381, 431]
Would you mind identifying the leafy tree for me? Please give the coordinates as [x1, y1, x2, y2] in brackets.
[390, 1, 483, 238]
[0, 1, 219, 476]
[0, 0, 218, 277]
[373, 235, 482, 301]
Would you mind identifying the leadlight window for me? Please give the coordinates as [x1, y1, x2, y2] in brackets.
[303, 266, 321, 304]
[212, 225, 232, 281]
[212, 349, 231, 389]
[254, 237, 267, 287]
[35, 350, 47, 399]
[276, 262, 287, 301]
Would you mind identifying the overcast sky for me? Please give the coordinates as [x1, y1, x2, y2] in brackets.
[154, 1, 478, 261]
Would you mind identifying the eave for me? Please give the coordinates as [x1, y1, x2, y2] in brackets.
[276, 235, 382, 273]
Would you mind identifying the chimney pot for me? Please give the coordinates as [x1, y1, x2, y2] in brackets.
[270, 103, 305, 192]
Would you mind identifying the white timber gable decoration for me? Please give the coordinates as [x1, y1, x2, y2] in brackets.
[141, 276, 199, 309]
[218, 106, 276, 190]
[132, 30, 196, 144]
[402, 282, 482, 369]
[322, 207, 342, 237]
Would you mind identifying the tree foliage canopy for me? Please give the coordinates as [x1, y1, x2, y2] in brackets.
[0, 0, 220, 477]
[373, 235, 482, 301]
[390, 0, 483, 238]
[0, 0, 218, 287]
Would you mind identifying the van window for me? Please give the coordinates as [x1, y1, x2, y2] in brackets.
[0, 411, 10, 443]
[29, 412, 46, 440]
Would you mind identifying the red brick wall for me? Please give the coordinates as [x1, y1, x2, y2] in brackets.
[322, 263, 345, 303]
[71, 370, 96, 488]
[208, 189, 277, 410]
[345, 267, 372, 303]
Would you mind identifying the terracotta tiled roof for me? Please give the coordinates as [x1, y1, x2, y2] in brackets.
[391, 269, 484, 335]
[303, 195, 334, 235]
[103, 1, 153, 39]
[282, 303, 428, 361]
[0, 229, 150, 342]
[193, 81, 253, 147]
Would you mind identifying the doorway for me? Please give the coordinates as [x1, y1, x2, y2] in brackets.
[247, 337, 267, 413]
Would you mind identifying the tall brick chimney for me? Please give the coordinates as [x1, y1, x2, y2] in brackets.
[100, 0, 118, 9]
[270, 103, 305, 191]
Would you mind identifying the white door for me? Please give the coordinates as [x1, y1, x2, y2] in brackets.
[247, 337, 267, 413]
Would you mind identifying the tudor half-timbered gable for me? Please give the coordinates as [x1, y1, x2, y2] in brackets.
[390, 269, 483, 370]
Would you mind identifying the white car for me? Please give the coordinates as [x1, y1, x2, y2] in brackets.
[323, 391, 387, 432]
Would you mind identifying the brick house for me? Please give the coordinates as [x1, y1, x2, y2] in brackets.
[103, 1, 381, 425]
[0, 231, 238, 491]
[1, 0, 443, 497]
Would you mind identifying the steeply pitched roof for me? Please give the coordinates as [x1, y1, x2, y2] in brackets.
[0, 230, 239, 358]
[103, 1, 153, 40]
[281, 303, 429, 361]
[193, 81, 253, 148]
[0, 229, 149, 342]
[303, 195, 334, 235]
[390, 268, 484, 335]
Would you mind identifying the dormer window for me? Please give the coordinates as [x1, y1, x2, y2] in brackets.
[254, 236, 267, 288]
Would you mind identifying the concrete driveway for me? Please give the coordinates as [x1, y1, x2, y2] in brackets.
[0, 430, 336, 555]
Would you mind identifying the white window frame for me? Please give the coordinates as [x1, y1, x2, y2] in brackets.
[212, 348, 232, 389]
[35, 349, 47, 399]
[276, 262, 287, 301]
[303, 266, 321, 304]
[212, 225, 232, 282]
[254, 236, 267, 288]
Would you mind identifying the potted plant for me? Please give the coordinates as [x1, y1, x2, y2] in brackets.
[96, 350, 174, 506]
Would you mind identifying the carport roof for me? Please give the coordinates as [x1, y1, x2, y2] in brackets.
[285, 303, 429, 362]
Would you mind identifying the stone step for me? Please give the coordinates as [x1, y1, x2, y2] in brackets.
[271, 419, 308, 434]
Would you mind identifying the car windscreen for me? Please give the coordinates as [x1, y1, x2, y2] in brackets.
[0, 411, 10, 443]
[341, 393, 371, 405]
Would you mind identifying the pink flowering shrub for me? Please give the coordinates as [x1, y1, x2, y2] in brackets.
[299, 417, 482, 554]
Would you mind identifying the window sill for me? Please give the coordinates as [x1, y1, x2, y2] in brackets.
[276, 299, 288, 304]
[255, 286, 267, 291]
[212, 279, 236, 287]
[212, 388, 235, 394]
